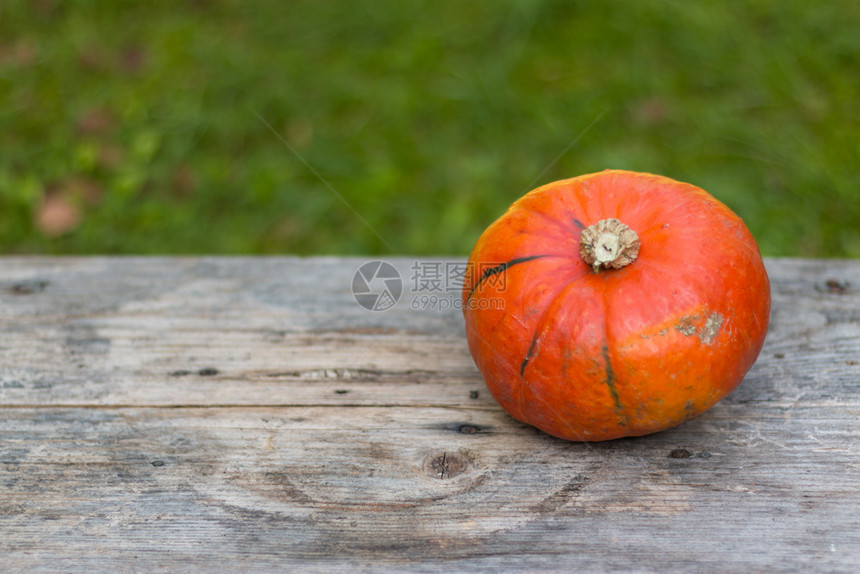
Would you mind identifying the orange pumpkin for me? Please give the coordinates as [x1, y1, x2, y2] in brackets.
[462, 170, 770, 441]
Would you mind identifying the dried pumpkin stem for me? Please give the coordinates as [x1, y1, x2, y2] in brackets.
[579, 218, 640, 273]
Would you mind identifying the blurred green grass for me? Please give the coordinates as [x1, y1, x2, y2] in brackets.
[1, 0, 859, 256]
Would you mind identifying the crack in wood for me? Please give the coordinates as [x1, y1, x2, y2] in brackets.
[0, 403, 502, 410]
[258, 368, 471, 382]
[437, 452, 449, 479]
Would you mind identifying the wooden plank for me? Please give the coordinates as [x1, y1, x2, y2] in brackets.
[0, 257, 859, 571]
[0, 257, 479, 407]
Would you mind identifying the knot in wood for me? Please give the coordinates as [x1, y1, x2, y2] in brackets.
[424, 452, 469, 479]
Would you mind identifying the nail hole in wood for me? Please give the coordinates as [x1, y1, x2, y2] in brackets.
[669, 448, 692, 459]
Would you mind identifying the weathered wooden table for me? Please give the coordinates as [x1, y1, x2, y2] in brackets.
[1, 257, 858, 572]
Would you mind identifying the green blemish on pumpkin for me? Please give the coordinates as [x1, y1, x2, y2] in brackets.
[601, 344, 622, 411]
[520, 331, 540, 376]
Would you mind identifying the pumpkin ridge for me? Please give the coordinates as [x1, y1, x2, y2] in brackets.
[514, 277, 599, 440]
[517, 360, 583, 442]
[519, 377, 582, 441]
[516, 201, 589, 237]
[601, 286, 629, 431]
[516, 275, 645, 439]
[516, 272, 589, 379]
[472, 259, 586, 376]
[465, 254, 550, 303]
[517, 259, 615, 382]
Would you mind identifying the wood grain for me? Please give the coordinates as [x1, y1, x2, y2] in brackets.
[1, 257, 859, 572]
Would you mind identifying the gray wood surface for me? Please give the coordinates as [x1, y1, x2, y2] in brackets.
[0, 256, 858, 572]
